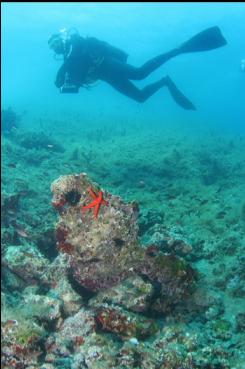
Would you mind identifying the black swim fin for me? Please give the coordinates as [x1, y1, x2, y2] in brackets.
[179, 26, 227, 53]
[165, 76, 196, 110]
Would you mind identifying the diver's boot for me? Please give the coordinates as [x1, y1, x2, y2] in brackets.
[164, 76, 196, 110]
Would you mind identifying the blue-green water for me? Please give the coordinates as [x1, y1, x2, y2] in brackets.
[1, 3, 245, 369]
[2, 2, 245, 131]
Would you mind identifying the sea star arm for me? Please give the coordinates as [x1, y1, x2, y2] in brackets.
[82, 199, 98, 211]
[88, 187, 98, 200]
[94, 203, 101, 219]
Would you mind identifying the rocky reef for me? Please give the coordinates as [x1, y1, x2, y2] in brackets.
[1, 107, 21, 133]
[2, 170, 245, 369]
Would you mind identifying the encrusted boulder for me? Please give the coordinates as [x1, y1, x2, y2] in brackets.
[90, 276, 154, 313]
[21, 292, 63, 329]
[1, 317, 45, 369]
[50, 277, 83, 317]
[40, 253, 84, 316]
[51, 173, 139, 292]
[51, 173, 196, 311]
[94, 304, 158, 340]
[44, 308, 96, 364]
[2, 246, 50, 288]
[44, 311, 120, 369]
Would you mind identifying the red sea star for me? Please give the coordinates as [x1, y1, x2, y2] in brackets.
[82, 187, 109, 219]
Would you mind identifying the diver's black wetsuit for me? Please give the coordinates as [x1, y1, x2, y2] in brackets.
[55, 35, 184, 103]
[98, 48, 180, 102]
[55, 27, 227, 109]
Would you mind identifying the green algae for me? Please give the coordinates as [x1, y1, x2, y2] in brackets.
[15, 322, 46, 345]
[135, 320, 159, 339]
[155, 254, 187, 276]
[212, 319, 232, 340]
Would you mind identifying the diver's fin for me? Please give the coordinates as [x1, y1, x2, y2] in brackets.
[166, 76, 196, 110]
[179, 26, 227, 53]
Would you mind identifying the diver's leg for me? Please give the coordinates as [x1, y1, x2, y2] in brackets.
[104, 76, 168, 102]
[126, 48, 181, 80]
[99, 50, 181, 81]
[104, 75, 196, 109]
[130, 27, 227, 80]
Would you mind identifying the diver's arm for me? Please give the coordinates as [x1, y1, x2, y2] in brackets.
[55, 63, 67, 88]
[55, 37, 93, 89]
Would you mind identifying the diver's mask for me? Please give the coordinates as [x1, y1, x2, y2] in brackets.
[48, 27, 78, 60]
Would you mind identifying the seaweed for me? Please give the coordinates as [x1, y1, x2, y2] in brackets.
[1, 107, 21, 133]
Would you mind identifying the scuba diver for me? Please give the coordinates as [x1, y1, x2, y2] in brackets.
[48, 26, 227, 110]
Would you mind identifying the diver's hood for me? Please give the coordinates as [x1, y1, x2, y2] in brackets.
[48, 28, 78, 49]
[48, 28, 79, 60]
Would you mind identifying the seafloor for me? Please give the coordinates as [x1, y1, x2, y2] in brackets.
[1, 111, 245, 369]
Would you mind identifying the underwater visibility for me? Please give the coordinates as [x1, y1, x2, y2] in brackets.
[1, 2, 245, 368]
